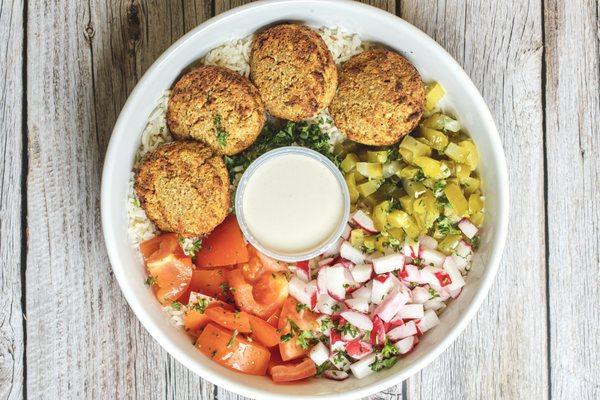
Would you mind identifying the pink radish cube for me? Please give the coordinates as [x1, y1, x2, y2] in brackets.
[443, 256, 465, 291]
[372, 253, 405, 274]
[387, 320, 417, 341]
[309, 342, 330, 366]
[396, 304, 424, 320]
[373, 289, 409, 322]
[416, 309, 440, 333]
[349, 353, 377, 379]
[340, 311, 373, 331]
[350, 263, 373, 283]
[351, 210, 378, 233]
[345, 339, 373, 360]
[371, 274, 394, 304]
[323, 370, 349, 380]
[418, 235, 438, 250]
[340, 241, 366, 264]
[351, 284, 372, 301]
[458, 218, 478, 238]
[394, 335, 416, 354]
[345, 297, 370, 313]
[411, 286, 431, 304]
[419, 248, 446, 268]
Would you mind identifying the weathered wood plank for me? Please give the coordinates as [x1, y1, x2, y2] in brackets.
[545, 1, 600, 399]
[26, 1, 212, 399]
[400, 1, 547, 399]
[0, 0, 24, 399]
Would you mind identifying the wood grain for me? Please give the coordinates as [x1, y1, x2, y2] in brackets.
[0, 0, 24, 399]
[401, 1, 548, 399]
[26, 1, 212, 399]
[544, 1, 600, 399]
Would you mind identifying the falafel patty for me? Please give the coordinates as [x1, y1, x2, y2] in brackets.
[250, 24, 338, 121]
[167, 65, 266, 156]
[134, 140, 230, 237]
[329, 49, 425, 146]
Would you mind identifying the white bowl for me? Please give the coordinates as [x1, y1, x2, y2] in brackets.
[101, 1, 509, 399]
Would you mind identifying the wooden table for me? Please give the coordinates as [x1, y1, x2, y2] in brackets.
[1, 0, 598, 399]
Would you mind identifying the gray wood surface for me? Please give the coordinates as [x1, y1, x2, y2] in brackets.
[1, 0, 597, 399]
[544, 0, 600, 399]
[0, 0, 24, 399]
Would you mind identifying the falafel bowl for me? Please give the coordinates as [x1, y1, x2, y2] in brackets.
[102, 1, 508, 398]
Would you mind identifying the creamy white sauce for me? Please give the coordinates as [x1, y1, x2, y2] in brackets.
[242, 153, 345, 255]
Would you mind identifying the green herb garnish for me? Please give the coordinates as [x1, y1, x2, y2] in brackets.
[227, 329, 238, 348]
[193, 298, 210, 314]
[369, 341, 399, 372]
[171, 301, 181, 311]
[213, 114, 229, 147]
[436, 216, 461, 235]
[296, 302, 309, 313]
[145, 276, 157, 286]
[413, 169, 426, 182]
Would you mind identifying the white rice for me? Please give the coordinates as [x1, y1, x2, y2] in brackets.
[127, 26, 367, 245]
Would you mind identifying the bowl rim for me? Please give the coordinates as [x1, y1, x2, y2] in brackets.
[101, 1, 509, 399]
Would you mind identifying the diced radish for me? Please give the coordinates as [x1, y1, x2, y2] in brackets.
[388, 314, 405, 329]
[340, 241, 366, 264]
[351, 210, 378, 233]
[317, 315, 332, 336]
[342, 330, 362, 342]
[402, 241, 420, 259]
[419, 248, 446, 268]
[340, 311, 373, 331]
[330, 351, 351, 371]
[397, 304, 424, 320]
[345, 297, 369, 313]
[372, 253, 405, 274]
[325, 265, 347, 300]
[424, 298, 445, 311]
[351, 284, 372, 301]
[411, 286, 431, 304]
[370, 316, 386, 346]
[437, 287, 452, 301]
[373, 289, 409, 322]
[387, 320, 417, 341]
[450, 287, 462, 299]
[318, 257, 335, 267]
[443, 256, 465, 291]
[342, 267, 359, 290]
[394, 335, 416, 354]
[332, 257, 355, 269]
[341, 223, 352, 240]
[309, 342, 330, 366]
[451, 253, 469, 273]
[416, 309, 440, 333]
[288, 276, 312, 306]
[295, 260, 310, 281]
[420, 266, 447, 288]
[330, 330, 345, 352]
[323, 370, 349, 381]
[307, 280, 319, 309]
[458, 218, 478, 239]
[350, 263, 373, 283]
[401, 264, 421, 283]
[455, 240, 473, 259]
[323, 237, 343, 257]
[419, 235, 438, 250]
[316, 293, 339, 315]
[371, 274, 394, 305]
[345, 339, 373, 360]
[349, 353, 377, 379]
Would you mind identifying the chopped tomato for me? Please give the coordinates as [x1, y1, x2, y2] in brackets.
[183, 293, 233, 336]
[249, 315, 280, 347]
[267, 350, 285, 376]
[240, 245, 288, 282]
[278, 297, 319, 361]
[195, 215, 249, 268]
[266, 309, 281, 328]
[270, 358, 317, 383]
[226, 267, 288, 319]
[189, 268, 230, 300]
[145, 234, 192, 304]
[140, 233, 177, 261]
[196, 323, 270, 376]
[205, 306, 252, 333]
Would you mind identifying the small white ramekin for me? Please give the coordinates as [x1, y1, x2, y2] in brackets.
[234, 146, 350, 263]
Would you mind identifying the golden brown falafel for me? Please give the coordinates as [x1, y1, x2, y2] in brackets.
[167, 65, 266, 156]
[250, 24, 337, 121]
[134, 140, 230, 237]
[329, 49, 425, 146]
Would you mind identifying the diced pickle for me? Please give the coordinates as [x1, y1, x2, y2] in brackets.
[399, 136, 432, 163]
[356, 162, 384, 179]
[340, 153, 360, 173]
[399, 196, 413, 214]
[444, 142, 469, 163]
[388, 227, 405, 241]
[422, 113, 461, 132]
[459, 140, 479, 170]
[468, 193, 484, 214]
[401, 179, 427, 198]
[437, 234, 462, 255]
[351, 170, 367, 184]
[412, 191, 439, 231]
[444, 182, 469, 217]
[334, 141, 359, 159]
[455, 163, 471, 181]
[414, 156, 451, 180]
[399, 166, 420, 180]
[419, 126, 449, 151]
[357, 179, 383, 197]
[345, 173, 360, 203]
[375, 235, 389, 253]
[387, 211, 420, 238]
[366, 150, 389, 163]
[471, 211, 485, 227]
[425, 82, 445, 111]
[382, 161, 402, 178]
[462, 177, 481, 195]
[350, 229, 365, 248]
[373, 201, 390, 232]
[363, 236, 376, 252]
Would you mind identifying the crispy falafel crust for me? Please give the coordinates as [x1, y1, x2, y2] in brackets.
[250, 24, 338, 121]
[167, 65, 266, 156]
[329, 49, 426, 146]
[134, 140, 230, 236]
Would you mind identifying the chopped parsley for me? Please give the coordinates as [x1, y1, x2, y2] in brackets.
[319, 317, 333, 332]
[170, 301, 181, 311]
[192, 298, 210, 314]
[369, 341, 399, 372]
[213, 114, 229, 147]
[224, 121, 338, 181]
[280, 333, 293, 342]
[330, 304, 341, 313]
[339, 322, 359, 338]
[433, 180, 446, 198]
[285, 318, 318, 350]
[227, 329, 239, 348]
[316, 360, 333, 376]
[210, 350, 217, 358]
[428, 287, 440, 298]
[467, 235, 480, 249]
[296, 302, 309, 313]
[144, 276, 157, 286]
[413, 169, 426, 182]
